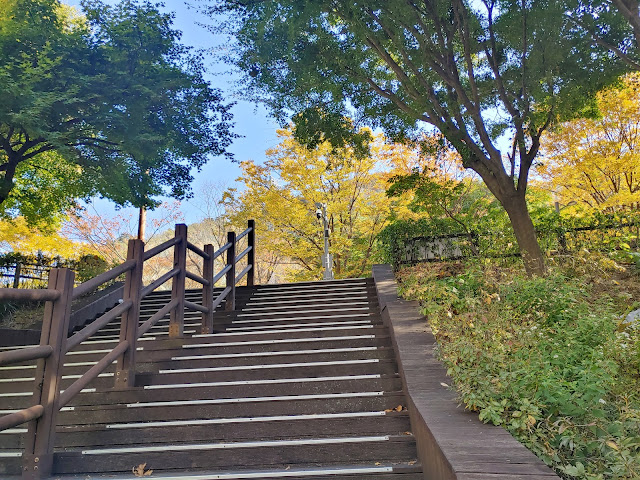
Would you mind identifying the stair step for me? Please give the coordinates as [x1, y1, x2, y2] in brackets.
[54, 411, 411, 448]
[2, 411, 412, 449]
[53, 435, 418, 474]
[0, 278, 423, 478]
[0, 374, 402, 411]
[134, 358, 397, 385]
[57, 391, 407, 426]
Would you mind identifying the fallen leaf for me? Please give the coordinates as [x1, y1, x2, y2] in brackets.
[394, 405, 403, 412]
[374, 462, 381, 466]
[403, 431, 412, 435]
[132, 463, 153, 477]
[408, 460, 417, 465]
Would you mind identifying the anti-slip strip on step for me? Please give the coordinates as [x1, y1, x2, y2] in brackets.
[143, 374, 382, 390]
[0, 451, 21, 457]
[78, 337, 156, 345]
[237, 308, 371, 317]
[58, 391, 385, 411]
[171, 346, 380, 361]
[129, 392, 383, 408]
[66, 347, 144, 355]
[239, 301, 370, 312]
[0, 364, 37, 371]
[190, 326, 374, 339]
[226, 320, 373, 332]
[80, 435, 390, 455]
[243, 296, 369, 306]
[230, 314, 375, 323]
[94, 330, 196, 340]
[184, 335, 377, 348]
[50, 465, 397, 479]
[0, 372, 112, 385]
[103, 411, 387, 429]
[230, 317, 374, 326]
[0, 428, 27, 434]
[159, 359, 380, 374]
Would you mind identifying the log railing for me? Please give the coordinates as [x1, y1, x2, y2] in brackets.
[0, 221, 255, 479]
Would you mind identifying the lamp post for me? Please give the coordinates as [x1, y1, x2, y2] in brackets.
[315, 202, 333, 280]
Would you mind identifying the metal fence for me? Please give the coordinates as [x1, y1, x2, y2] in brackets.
[399, 222, 640, 265]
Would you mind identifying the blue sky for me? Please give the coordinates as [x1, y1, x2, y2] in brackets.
[62, 0, 280, 225]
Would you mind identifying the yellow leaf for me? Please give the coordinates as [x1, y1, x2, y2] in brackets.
[606, 440, 619, 451]
[132, 463, 153, 477]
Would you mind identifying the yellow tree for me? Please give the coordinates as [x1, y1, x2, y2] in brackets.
[0, 217, 94, 259]
[539, 73, 640, 211]
[225, 129, 401, 281]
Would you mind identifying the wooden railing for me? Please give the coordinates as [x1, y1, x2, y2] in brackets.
[0, 221, 255, 479]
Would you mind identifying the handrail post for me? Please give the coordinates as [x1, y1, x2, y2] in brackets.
[13, 262, 21, 288]
[201, 244, 214, 334]
[169, 224, 187, 338]
[22, 268, 74, 480]
[225, 231, 236, 311]
[114, 239, 144, 389]
[247, 219, 255, 287]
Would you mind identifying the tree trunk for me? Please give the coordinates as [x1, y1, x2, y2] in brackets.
[137, 206, 146, 242]
[501, 193, 546, 276]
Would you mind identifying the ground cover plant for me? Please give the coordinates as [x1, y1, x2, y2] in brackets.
[396, 255, 640, 479]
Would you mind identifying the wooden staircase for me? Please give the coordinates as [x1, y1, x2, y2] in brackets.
[1, 278, 423, 479]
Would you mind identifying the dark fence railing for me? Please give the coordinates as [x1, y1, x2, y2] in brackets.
[1, 263, 55, 288]
[398, 222, 640, 265]
[0, 221, 255, 479]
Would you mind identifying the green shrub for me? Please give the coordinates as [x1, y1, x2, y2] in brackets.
[398, 259, 640, 479]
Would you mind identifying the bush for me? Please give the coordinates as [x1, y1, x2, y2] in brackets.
[75, 254, 109, 283]
[397, 259, 640, 479]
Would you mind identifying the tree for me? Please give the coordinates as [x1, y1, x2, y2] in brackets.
[63, 201, 183, 265]
[0, 217, 95, 259]
[539, 73, 640, 211]
[1, 151, 90, 226]
[224, 128, 396, 281]
[207, 0, 627, 275]
[0, 0, 235, 223]
[567, 0, 640, 70]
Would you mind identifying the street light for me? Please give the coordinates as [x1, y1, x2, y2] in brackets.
[315, 202, 333, 280]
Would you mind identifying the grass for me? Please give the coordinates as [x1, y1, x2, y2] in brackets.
[396, 252, 640, 479]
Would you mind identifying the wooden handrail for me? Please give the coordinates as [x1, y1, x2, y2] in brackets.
[185, 300, 209, 313]
[235, 264, 253, 285]
[187, 241, 210, 259]
[1, 220, 256, 476]
[141, 267, 180, 299]
[0, 405, 44, 431]
[212, 241, 233, 260]
[235, 245, 252, 263]
[213, 264, 232, 284]
[137, 298, 179, 338]
[211, 286, 232, 311]
[186, 269, 210, 286]
[0, 288, 60, 302]
[144, 236, 181, 261]
[236, 225, 253, 242]
[65, 300, 133, 351]
[72, 259, 136, 299]
[0, 345, 53, 367]
[58, 340, 129, 408]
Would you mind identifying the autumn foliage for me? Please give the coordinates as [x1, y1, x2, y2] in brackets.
[540, 73, 640, 211]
